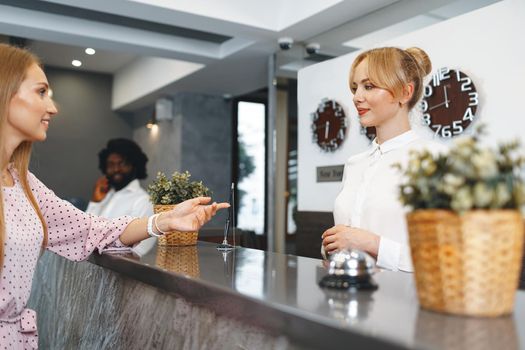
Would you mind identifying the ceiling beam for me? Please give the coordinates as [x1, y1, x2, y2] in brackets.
[306, 0, 460, 47]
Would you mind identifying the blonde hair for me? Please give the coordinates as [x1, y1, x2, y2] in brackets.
[349, 47, 432, 109]
[0, 44, 48, 269]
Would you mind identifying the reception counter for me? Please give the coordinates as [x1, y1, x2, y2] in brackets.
[28, 240, 525, 349]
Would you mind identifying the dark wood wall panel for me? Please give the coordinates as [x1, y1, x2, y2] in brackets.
[295, 211, 333, 259]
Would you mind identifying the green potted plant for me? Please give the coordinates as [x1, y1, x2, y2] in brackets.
[396, 126, 525, 317]
[148, 171, 210, 246]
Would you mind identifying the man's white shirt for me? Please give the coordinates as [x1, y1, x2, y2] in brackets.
[86, 179, 152, 218]
[86, 179, 155, 255]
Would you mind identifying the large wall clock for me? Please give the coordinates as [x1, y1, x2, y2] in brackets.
[311, 99, 347, 152]
[421, 67, 479, 138]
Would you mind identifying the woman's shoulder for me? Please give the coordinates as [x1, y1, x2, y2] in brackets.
[25, 170, 40, 184]
[25, 170, 49, 194]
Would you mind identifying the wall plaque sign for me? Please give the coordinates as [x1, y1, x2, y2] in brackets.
[316, 165, 344, 182]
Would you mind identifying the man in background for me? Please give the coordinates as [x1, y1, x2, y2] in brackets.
[86, 139, 154, 253]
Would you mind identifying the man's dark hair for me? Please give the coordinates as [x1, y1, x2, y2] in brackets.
[98, 138, 148, 179]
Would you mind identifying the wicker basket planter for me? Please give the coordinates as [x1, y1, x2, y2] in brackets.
[154, 204, 198, 246]
[407, 209, 524, 317]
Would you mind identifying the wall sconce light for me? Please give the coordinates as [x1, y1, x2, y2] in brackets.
[146, 120, 155, 129]
[146, 110, 157, 130]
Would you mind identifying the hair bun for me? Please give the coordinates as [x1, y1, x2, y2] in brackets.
[405, 47, 432, 76]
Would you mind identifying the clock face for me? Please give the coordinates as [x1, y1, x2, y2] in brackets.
[421, 67, 479, 138]
[360, 126, 376, 141]
[311, 99, 347, 152]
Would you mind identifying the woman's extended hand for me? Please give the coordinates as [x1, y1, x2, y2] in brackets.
[321, 225, 380, 258]
[157, 197, 229, 232]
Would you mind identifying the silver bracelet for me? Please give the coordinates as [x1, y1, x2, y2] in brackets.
[147, 214, 162, 237]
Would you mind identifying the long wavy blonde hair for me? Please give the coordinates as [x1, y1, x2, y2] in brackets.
[0, 43, 48, 268]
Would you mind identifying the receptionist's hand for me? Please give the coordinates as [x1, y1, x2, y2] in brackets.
[322, 225, 380, 258]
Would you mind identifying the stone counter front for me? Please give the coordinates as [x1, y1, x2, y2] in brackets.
[28, 242, 525, 349]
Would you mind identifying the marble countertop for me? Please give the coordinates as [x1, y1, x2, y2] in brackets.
[90, 240, 525, 350]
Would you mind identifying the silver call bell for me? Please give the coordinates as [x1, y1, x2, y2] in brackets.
[319, 249, 378, 291]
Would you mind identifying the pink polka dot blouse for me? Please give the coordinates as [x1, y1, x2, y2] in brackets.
[1, 167, 133, 349]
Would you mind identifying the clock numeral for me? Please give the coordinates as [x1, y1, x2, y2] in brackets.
[431, 67, 451, 87]
[441, 125, 452, 138]
[468, 92, 479, 106]
[432, 73, 441, 87]
[431, 124, 442, 137]
[438, 67, 450, 81]
[422, 113, 431, 125]
[460, 76, 473, 91]
[331, 100, 336, 110]
[311, 112, 319, 122]
[420, 100, 428, 112]
[335, 110, 342, 117]
[423, 85, 433, 98]
[452, 120, 464, 135]
[463, 107, 474, 122]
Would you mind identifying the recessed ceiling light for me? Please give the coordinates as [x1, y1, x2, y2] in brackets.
[72, 60, 82, 67]
[85, 48, 96, 55]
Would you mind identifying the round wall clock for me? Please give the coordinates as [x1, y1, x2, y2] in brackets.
[311, 99, 347, 152]
[420, 67, 479, 138]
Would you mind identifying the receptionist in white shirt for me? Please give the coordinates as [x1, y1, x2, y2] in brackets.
[322, 46, 443, 272]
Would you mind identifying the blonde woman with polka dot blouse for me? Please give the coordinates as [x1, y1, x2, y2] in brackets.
[0, 44, 229, 348]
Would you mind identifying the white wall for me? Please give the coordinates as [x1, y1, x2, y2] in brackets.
[297, 0, 525, 212]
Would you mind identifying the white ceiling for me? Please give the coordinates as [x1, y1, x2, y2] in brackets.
[0, 0, 500, 111]
[29, 41, 136, 74]
[129, 0, 345, 31]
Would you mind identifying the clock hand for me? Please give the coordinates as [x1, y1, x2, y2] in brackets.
[443, 86, 449, 108]
[429, 100, 451, 111]
[325, 121, 330, 140]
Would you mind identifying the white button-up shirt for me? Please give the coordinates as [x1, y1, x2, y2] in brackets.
[86, 179, 153, 218]
[333, 130, 443, 272]
[86, 179, 156, 255]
